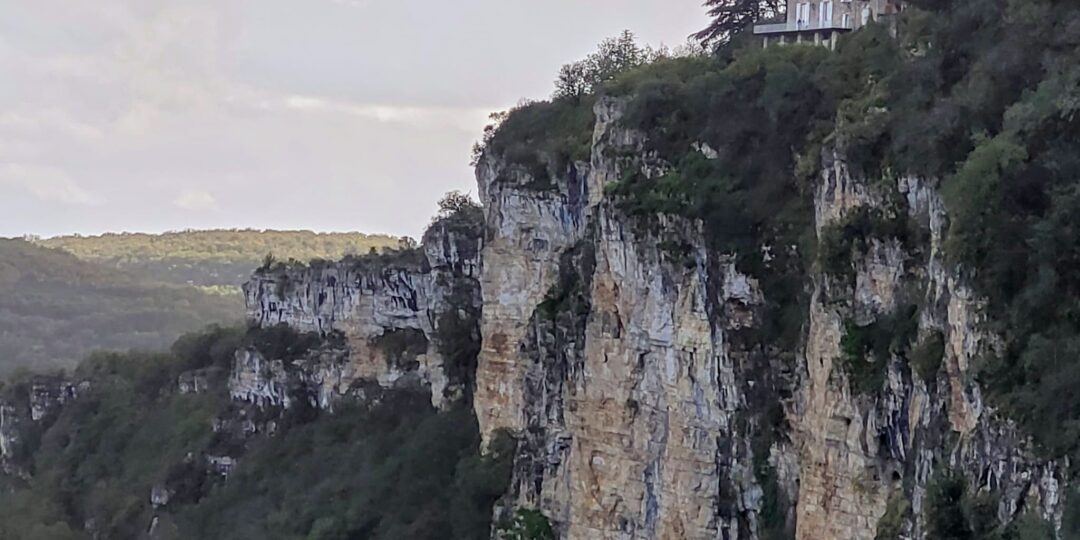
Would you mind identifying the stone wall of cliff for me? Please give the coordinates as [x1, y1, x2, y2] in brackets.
[228, 41, 1074, 540]
[792, 158, 1065, 539]
[240, 212, 482, 411]
[469, 97, 799, 539]
[234, 91, 1069, 539]
[464, 94, 1069, 539]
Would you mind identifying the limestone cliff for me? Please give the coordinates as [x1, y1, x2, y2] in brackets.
[235, 92, 1072, 538]
[241, 213, 482, 411]
[791, 158, 1067, 539]
[462, 96, 1069, 539]
[471, 98, 796, 539]
[231, 66, 1072, 540]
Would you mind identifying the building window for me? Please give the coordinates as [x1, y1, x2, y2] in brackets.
[862, 6, 872, 25]
[842, 12, 850, 28]
[821, 1, 833, 26]
[797, 3, 810, 27]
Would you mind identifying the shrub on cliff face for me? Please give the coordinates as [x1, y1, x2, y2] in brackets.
[874, 493, 910, 540]
[496, 509, 555, 540]
[427, 191, 484, 263]
[839, 304, 918, 396]
[373, 328, 428, 372]
[436, 280, 482, 396]
[925, 472, 974, 540]
[432, 191, 484, 236]
[241, 323, 325, 363]
[910, 330, 945, 384]
[536, 240, 596, 322]
[921, 471, 1056, 540]
[475, 98, 595, 189]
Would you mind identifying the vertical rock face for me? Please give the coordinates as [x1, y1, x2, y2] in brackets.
[791, 168, 1065, 539]
[472, 132, 592, 442]
[471, 99, 1069, 539]
[473, 99, 791, 539]
[226, 88, 1068, 540]
[241, 217, 482, 410]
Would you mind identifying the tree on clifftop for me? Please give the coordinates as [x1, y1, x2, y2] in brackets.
[694, 0, 785, 46]
[553, 30, 659, 99]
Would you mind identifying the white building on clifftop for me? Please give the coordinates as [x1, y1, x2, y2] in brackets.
[755, 0, 903, 49]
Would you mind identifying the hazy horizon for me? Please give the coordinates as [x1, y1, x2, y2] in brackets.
[1, 0, 709, 240]
[15, 226, 409, 243]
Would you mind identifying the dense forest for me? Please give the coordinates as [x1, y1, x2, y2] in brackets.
[38, 230, 407, 287]
[0, 239, 240, 375]
[0, 325, 514, 540]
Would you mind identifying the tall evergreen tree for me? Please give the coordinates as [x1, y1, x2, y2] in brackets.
[694, 0, 785, 46]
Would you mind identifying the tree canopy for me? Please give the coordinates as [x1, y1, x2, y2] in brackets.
[694, 0, 786, 47]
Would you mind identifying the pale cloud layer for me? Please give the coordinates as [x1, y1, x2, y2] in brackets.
[174, 190, 220, 212]
[0, 0, 709, 239]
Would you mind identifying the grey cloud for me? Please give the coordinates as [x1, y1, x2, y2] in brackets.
[0, 0, 708, 239]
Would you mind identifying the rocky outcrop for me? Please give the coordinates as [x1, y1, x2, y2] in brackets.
[227, 84, 1068, 540]
[467, 98, 1068, 539]
[0, 375, 83, 478]
[241, 215, 482, 410]
[473, 98, 797, 539]
[791, 169, 1066, 539]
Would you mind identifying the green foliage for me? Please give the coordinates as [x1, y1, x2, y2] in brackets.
[0, 239, 241, 375]
[180, 400, 511, 540]
[0, 325, 512, 540]
[874, 493, 910, 540]
[436, 280, 482, 395]
[921, 470, 1057, 540]
[373, 328, 429, 371]
[597, 29, 906, 350]
[694, 0, 785, 46]
[699, 0, 1080, 463]
[554, 31, 663, 99]
[925, 472, 974, 540]
[0, 327, 238, 539]
[1063, 488, 1080, 538]
[910, 330, 946, 384]
[603, 45, 857, 348]
[818, 205, 911, 282]
[536, 242, 596, 322]
[822, 23, 902, 177]
[955, 134, 1080, 461]
[427, 191, 485, 265]
[657, 239, 697, 269]
[241, 323, 327, 362]
[482, 99, 595, 190]
[1004, 514, 1055, 540]
[754, 461, 788, 540]
[840, 304, 919, 395]
[496, 509, 555, 540]
[39, 230, 404, 287]
[433, 191, 484, 237]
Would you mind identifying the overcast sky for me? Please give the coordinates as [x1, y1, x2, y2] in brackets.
[0, 0, 709, 240]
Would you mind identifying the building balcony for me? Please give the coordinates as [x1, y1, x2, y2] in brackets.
[753, 19, 854, 35]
